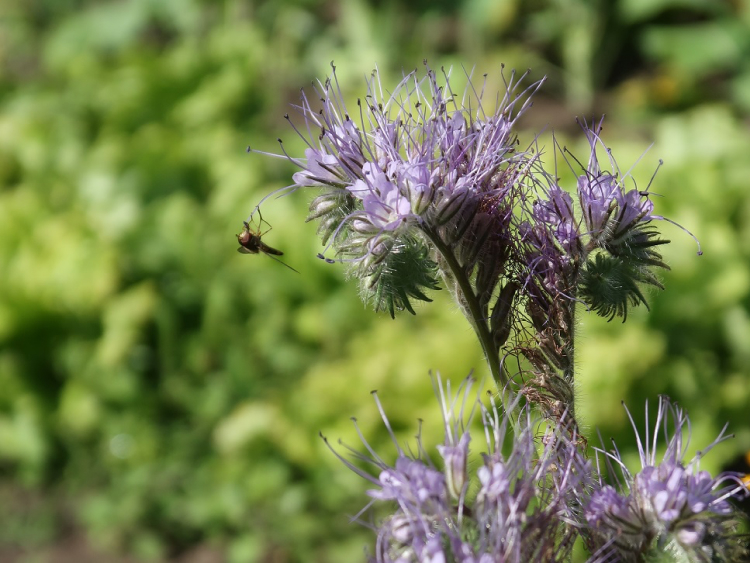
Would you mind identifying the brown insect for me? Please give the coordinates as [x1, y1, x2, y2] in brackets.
[237, 211, 299, 273]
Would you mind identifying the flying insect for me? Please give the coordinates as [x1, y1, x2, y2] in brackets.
[237, 211, 299, 273]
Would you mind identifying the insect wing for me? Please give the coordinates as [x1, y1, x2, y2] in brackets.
[262, 252, 300, 273]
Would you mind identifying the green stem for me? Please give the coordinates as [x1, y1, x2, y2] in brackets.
[422, 228, 506, 388]
[563, 247, 588, 425]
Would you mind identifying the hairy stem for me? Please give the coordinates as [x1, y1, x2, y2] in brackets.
[563, 299, 576, 422]
[422, 227, 506, 388]
[565, 244, 595, 421]
[561, 249, 587, 425]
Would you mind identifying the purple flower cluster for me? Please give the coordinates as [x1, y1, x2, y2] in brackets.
[326, 383, 748, 562]
[523, 127, 668, 317]
[323, 376, 591, 563]
[249, 64, 707, 410]
[577, 121, 660, 246]
[522, 118, 703, 330]
[583, 397, 748, 561]
[513, 121, 701, 422]
[258, 63, 541, 323]
[293, 66, 533, 241]
[249, 65, 748, 559]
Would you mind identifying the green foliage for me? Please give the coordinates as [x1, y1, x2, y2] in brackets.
[0, 0, 749, 562]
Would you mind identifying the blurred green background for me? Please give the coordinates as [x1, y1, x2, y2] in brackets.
[1, 0, 749, 561]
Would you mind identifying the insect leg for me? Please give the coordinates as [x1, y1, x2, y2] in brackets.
[254, 206, 274, 237]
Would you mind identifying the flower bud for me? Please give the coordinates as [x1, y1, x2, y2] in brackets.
[350, 217, 378, 234]
[307, 193, 340, 220]
[434, 187, 471, 226]
[437, 432, 470, 501]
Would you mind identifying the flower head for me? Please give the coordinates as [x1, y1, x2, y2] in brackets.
[577, 119, 658, 246]
[258, 62, 543, 317]
[584, 396, 749, 561]
[322, 375, 592, 562]
[350, 162, 413, 231]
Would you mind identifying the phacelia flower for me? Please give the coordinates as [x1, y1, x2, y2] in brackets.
[575, 118, 703, 321]
[520, 121, 679, 330]
[322, 375, 592, 563]
[254, 62, 543, 318]
[249, 65, 701, 428]
[513, 123, 703, 427]
[583, 396, 748, 562]
[350, 162, 413, 231]
[577, 119, 657, 246]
